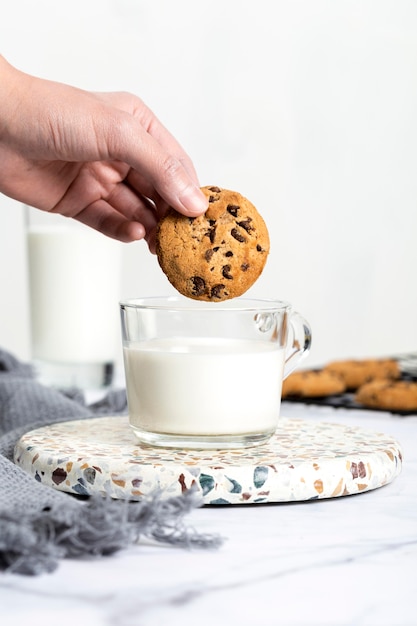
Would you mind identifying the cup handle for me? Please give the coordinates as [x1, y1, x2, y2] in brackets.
[283, 312, 312, 379]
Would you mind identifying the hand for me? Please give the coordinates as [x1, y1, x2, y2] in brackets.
[0, 56, 208, 251]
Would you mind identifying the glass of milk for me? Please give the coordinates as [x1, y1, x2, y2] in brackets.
[120, 296, 311, 449]
[27, 210, 122, 390]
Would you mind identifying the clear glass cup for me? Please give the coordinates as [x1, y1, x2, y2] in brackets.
[120, 296, 312, 449]
[27, 208, 122, 389]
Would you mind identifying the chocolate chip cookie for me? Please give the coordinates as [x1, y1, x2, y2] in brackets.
[156, 186, 270, 301]
[281, 369, 346, 398]
[355, 380, 417, 411]
[323, 358, 400, 390]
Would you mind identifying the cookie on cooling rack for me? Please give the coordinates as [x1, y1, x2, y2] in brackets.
[323, 358, 400, 390]
[156, 186, 270, 301]
[355, 380, 417, 412]
[281, 369, 346, 398]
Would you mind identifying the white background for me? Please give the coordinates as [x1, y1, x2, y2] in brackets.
[1, 0, 416, 367]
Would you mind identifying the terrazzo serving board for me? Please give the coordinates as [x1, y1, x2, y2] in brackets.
[14, 416, 402, 505]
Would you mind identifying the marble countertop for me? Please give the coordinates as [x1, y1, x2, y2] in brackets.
[2, 402, 417, 626]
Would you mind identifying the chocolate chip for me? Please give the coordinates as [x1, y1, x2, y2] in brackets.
[204, 226, 217, 244]
[211, 284, 226, 299]
[241, 263, 249, 271]
[224, 251, 233, 257]
[213, 246, 220, 252]
[222, 265, 233, 279]
[256, 244, 263, 252]
[209, 186, 221, 193]
[209, 196, 216, 203]
[237, 218, 253, 233]
[205, 249, 214, 262]
[191, 276, 206, 296]
[227, 204, 239, 217]
[231, 228, 246, 243]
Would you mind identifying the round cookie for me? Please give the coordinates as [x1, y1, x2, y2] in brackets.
[281, 369, 346, 398]
[355, 380, 417, 412]
[156, 186, 270, 301]
[323, 358, 400, 390]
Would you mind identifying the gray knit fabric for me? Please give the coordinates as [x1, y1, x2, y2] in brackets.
[0, 350, 221, 575]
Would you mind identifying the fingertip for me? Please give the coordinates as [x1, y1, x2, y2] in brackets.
[121, 221, 146, 243]
[178, 186, 208, 216]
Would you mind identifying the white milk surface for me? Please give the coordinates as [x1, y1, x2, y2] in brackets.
[123, 338, 285, 436]
[28, 227, 121, 363]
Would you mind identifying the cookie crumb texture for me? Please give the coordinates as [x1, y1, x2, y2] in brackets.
[282, 370, 346, 398]
[355, 380, 417, 411]
[156, 186, 270, 301]
[324, 359, 400, 390]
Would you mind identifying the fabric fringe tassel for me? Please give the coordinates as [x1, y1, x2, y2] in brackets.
[0, 490, 222, 575]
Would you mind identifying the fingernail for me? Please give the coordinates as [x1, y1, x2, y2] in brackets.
[179, 187, 208, 215]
